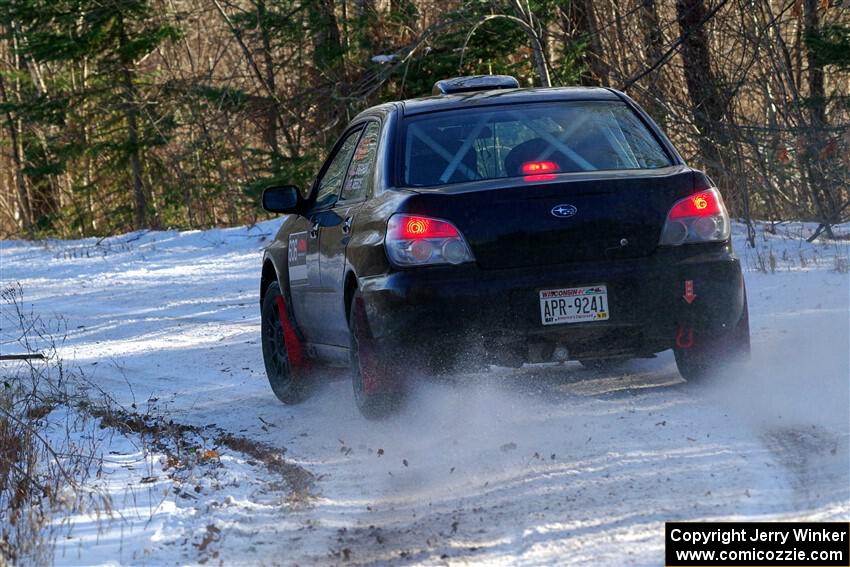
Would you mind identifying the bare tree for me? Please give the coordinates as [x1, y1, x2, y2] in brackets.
[676, 0, 729, 185]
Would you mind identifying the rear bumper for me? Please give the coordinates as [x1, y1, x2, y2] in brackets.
[358, 243, 746, 360]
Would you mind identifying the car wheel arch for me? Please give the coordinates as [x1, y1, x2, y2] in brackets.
[261, 254, 310, 349]
[344, 270, 359, 325]
[260, 258, 279, 306]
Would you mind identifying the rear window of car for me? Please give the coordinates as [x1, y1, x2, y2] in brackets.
[399, 101, 672, 187]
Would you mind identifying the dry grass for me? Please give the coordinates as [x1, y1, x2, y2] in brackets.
[0, 284, 111, 565]
[1, 281, 315, 564]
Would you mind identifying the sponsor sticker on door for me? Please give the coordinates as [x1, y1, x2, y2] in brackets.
[288, 231, 308, 284]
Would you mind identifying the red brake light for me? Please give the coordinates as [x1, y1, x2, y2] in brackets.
[659, 188, 731, 246]
[386, 214, 473, 266]
[394, 215, 460, 239]
[668, 191, 723, 219]
[521, 161, 559, 182]
[521, 161, 559, 175]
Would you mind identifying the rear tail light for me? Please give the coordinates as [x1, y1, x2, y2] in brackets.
[659, 188, 730, 245]
[385, 214, 474, 266]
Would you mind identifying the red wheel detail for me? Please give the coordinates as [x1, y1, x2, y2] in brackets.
[275, 294, 310, 378]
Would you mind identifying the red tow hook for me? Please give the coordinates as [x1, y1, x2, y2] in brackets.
[676, 324, 694, 349]
[275, 295, 310, 378]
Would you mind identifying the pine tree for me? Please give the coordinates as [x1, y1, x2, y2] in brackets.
[2, 0, 180, 231]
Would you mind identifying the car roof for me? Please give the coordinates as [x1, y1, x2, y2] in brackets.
[351, 86, 623, 123]
[398, 86, 621, 117]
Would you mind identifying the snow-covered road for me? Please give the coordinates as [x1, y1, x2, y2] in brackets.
[1, 221, 848, 566]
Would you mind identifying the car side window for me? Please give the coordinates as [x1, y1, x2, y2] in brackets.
[314, 127, 363, 209]
[340, 121, 380, 203]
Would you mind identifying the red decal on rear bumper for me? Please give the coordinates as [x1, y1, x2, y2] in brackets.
[676, 324, 694, 349]
[683, 280, 696, 304]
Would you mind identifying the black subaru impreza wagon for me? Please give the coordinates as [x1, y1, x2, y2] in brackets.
[259, 75, 750, 418]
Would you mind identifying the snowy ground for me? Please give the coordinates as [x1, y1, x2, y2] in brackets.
[1, 220, 848, 566]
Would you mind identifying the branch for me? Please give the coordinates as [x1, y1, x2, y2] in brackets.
[621, 0, 732, 91]
[209, 0, 280, 106]
[458, 13, 551, 85]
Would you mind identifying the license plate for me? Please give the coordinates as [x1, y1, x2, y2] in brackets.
[539, 285, 609, 325]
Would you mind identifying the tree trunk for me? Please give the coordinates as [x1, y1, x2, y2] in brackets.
[565, 0, 608, 86]
[640, 0, 665, 125]
[802, 0, 837, 230]
[81, 58, 97, 233]
[0, 38, 32, 235]
[511, 0, 551, 87]
[312, 0, 343, 75]
[4, 101, 32, 235]
[675, 0, 727, 184]
[257, 0, 282, 165]
[759, 0, 835, 235]
[118, 19, 148, 230]
[309, 0, 346, 141]
[803, 0, 826, 130]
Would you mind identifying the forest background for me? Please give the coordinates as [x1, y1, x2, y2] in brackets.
[1, 0, 848, 242]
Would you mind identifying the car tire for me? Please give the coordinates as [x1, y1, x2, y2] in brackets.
[349, 289, 404, 419]
[674, 300, 751, 383]
[261, 281, 305, 404]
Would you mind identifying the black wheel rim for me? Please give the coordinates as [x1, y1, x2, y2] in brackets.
[263, 298, 292, 387]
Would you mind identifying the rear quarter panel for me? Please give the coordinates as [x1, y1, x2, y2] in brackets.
[347, 189, 410, 279]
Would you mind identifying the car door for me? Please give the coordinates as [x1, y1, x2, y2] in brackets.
[291, 126, 363, 343]
[284, 214, 317, 342]
[316, 121, 382, 347]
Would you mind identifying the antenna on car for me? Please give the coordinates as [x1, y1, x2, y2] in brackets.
[432, 75, 520, 96]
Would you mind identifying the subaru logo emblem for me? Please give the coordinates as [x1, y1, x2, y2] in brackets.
[551, 204, 577, 218]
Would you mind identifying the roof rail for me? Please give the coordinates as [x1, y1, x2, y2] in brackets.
[432, 75, 520, 96]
